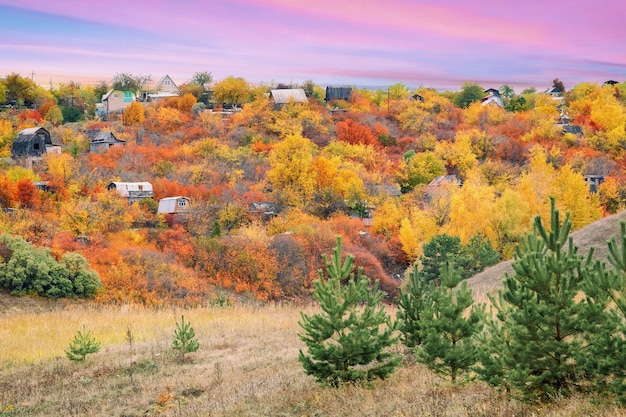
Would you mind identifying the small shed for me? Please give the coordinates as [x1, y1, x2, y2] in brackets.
[325, 86, 352, 102]
[157, 196, 191, 214]
[270, 89, 307, 108]
[89, 131, 126, 153]
[249, 202, 281, 221]
[11, 127, 51, 158]
[107, 181, 153, 203]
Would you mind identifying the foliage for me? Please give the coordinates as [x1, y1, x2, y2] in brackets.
[65, 325, 101, 362]
[172, 315, 200, 362]
[0, 233, 101, 298]
[298, 236, 401, 387]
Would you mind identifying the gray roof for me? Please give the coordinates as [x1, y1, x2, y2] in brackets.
[90, 131, 125, 144]
[15, 127, 52, 145]
[270, 88, 307, 104]
[325, 86, 352, 101]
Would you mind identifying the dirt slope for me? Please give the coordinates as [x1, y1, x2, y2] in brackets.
[467, 209, 626, 299]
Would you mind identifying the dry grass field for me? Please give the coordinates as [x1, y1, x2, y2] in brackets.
[1, 297, 626, 417]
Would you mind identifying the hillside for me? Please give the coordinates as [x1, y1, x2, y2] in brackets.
[467, 208, 626, 299]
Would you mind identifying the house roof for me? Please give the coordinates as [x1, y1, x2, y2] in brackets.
[102, 89, 134, 101]
[563, 125, 583, 135]
[15, 127, 53, 145]
[108, 181, 153, 191]
[270, 88, 307, 104]
[482, 96, 504, 107]
[90, 131, 125, 144]
[159, 196, 190, 202]
[484, 88, 500, 96]
[154, 75, 179, 90]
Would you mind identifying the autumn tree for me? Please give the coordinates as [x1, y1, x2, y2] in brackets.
[213, 76, 250, 106]
[112, 72, 151, 97]
[122, 101, 145, 126]
[336, 118, 379, 148]
[267, 133, 317, 206]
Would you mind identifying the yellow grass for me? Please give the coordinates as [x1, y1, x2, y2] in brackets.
[0, 301, 625, 417]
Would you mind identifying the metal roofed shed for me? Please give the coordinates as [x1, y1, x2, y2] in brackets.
[157, 196, 191, 214]
[270, 88, 308, 105]
[11, 127, 52, 158]
[107, 181, 153, 203]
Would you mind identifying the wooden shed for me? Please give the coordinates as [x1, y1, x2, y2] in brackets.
[107, 181, 153, 203]
[11, 127, 52, 158]
[89, 131, 126, 153]
[157, 196, 191, 214]
[325, 87, 352, 102]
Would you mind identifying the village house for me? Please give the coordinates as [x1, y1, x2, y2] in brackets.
[107, 181, 153, 203]
[482, 88, 504, 108]
[97, 89, 136, 117]
[144, 75, 180, 102]
[157, 196, 191, 214]
[88, 131, 126, 153]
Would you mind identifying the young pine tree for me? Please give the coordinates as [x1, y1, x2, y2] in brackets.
[476, 198, 597, 402]
[298, 236, 401, 387]
[65, 325, 100, 362]
[395, 262, 434, 349]
[172, 315, 200, 363]
[417, 261, 482, 384]
[580, 222, 626, 404]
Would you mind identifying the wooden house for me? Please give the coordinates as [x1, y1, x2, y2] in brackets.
[89, 131, 126, 153]
[11, 127, 60, 160]
[583, 175, 605, 193]
[270, 88, 307, 109]
[157, 196, 191, 214]
[98, 89, 136, 116]
[107, 181, 153, 203]
[248, 202, 281, 221]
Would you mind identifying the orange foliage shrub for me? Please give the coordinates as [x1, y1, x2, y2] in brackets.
[336, 118, 380, 148]
[0, 174, 17, 207]
[16, 178, 40, 209]
[18, 109, 43, 124]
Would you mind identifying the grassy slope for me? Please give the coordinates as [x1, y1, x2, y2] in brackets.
[467, 209, 626, 300]
[1, 303, 625, 417]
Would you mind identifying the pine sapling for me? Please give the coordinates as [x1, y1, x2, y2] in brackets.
[172, 315, 199, 362]
[65, 325, 100, 362]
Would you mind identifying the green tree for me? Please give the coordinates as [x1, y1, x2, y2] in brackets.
[396, 263, 433, 349]
[112, 72, 151, 97]
[419, 234, 467, 282]
[93, 80, 110, 102]
[172, 315, 200, 362]
[580, 222, 626, 403]
[417, 262, 482, 383]
[191, 71, 213, 103]
[65, 325, 100, 362]
[454, 82, 484, 108]
[476, 198, 598, 402]
[298, 236, 400, 387]
[3, 73, 37, 107]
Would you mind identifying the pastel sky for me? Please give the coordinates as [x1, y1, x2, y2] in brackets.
[1, 0, 625, 92]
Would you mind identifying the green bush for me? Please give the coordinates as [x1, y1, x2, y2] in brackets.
[0, 233, 101, 298]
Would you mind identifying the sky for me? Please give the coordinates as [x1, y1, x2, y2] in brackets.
[1, 0, 625, 92]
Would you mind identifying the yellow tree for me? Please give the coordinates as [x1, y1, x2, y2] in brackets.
[122, 101, 145, 126]
[267, 133, 317, 206]
[177, 93, 197, 112]
[213, 76, 251, 106]
[435, 131, 478, 178]
[446, 169, 497, 243]
[398, 207, 438, 261]
[371, 198, 404, 238]
[552, 164, 603, 229]
[0, 119, 14, 158]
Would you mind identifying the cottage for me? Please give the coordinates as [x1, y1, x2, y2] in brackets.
[482, 88, 504, 108]
[270, 88, 307, 108]
[157, 196, 191, 214]
[11, 127, 60, 159]
[325, 86, 352, 103]
[99, 89, 136, 116]
[89, 131, 126, 153]
[107, 181, 153, 203]
[145, 75, 180, 102]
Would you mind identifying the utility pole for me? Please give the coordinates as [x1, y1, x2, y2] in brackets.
[30, 71, 35, 81]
